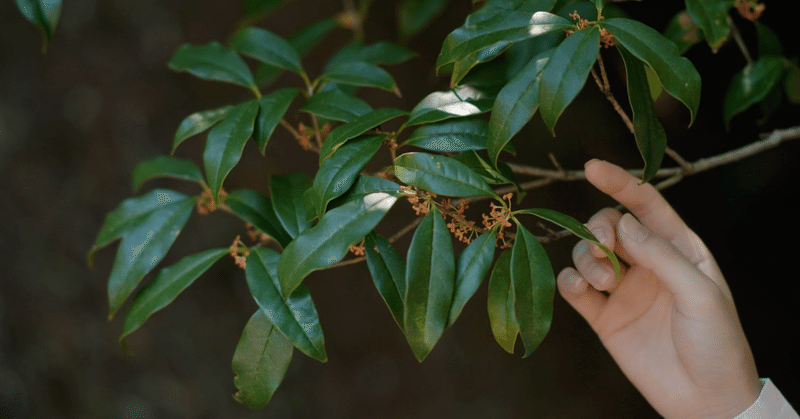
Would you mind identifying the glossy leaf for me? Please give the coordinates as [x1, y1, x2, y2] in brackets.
[510, 224, 554, 358]
[203, 100, 259, 202]
[232, 309, 294, 409]
[255, 18, 337, 86]
[488, 48, 553, 166]
[168, 42, 256, 89]
[785, 61, 800, 105]
[405, 85, 496, 126]
[308, 135, 385, 218]
[394, 152, 498, 198]
[685, 0, 729, 52]
[723, 55, 785, 128]
[320, 62, 398, 93]
[269, 173, 313, 239]
[539, 27, 600, 134]
[325, 41, 417, 69]
[451, 151, 516, 186]
[89, 190, 195, 320]
[446, 230, 496, 328]
[451, 41, 512, 87]
[601, 18, 701, 125]
[172, 106, 234, 154]
[319, 108, 407, 164]
[487, 249, 518, 353]
[232, 27, 303, 74]
[254, 88, 298, 153]
[513, 208, 620, 281]
[131, 155, 205, 192]
[225, 189, 293, 249]
[404, 208, 455, 362]
[755, 21, 782, 57]
[399, 0, 449, 39]
[120, 248, 228, 349]
[619, 46, 667, 184]
[277, 192, 398, 297]
[299, 89, 373, 123]
[246, 248, 327, 361]
[364, 232, 406, 331]
[404, 118, 492, 153]
[663, 10, 704, 55]
[15, 0, 61, 52]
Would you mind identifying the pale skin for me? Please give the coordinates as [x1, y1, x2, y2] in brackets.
[558, 159, 763, 419]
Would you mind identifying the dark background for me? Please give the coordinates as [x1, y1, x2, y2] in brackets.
[1, 0, 798, 418]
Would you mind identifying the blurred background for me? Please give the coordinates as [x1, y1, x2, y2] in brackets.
[1, 0, 798, 418]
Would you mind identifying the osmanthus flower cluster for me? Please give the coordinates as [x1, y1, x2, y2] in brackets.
[84, 0, 799, 410]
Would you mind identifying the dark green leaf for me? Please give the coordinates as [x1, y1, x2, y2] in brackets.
[755, 21, 782, 57]
[399, 0, 450, 39]
[331, 176, 403, 210]
[684, 0, 729, 51]
[319, 108, 407, 164]
[723, 55, 785, 128]
[203, 100, 259, 202]
[241, 0, 289, 17]
[405, 85, 496, 126]
[488, 48, 554, 166]
[451, 151, 513, 185]
[255, 18, 337, 86]
[232, 309, 294, 409]
[246, 248, 327, 361]
[487, 248, 518, 353]
[308, 135, 385, 218]
[601, 18, 701, 124]
[364, 232, 406, 331]
[539, 27, 600, 134]
[394, 152, 498, 198]
[225, 189, 293, 248]
[663, 10, 704, 55]
[404, 118, 493, 153]
[451, 41, 512, 87]
[619, 46, 667, 184]
[299, 89, 374, 123]
[120, 248, 228, 349]
[320, 62, 398, 94]
[172, 106, 234, 154]
[89, 190, 195, 320]
[510, 224, 554, 358]
[131, 155, 205, 192]
[15, 0, 62, 52]
[269, 173, 313, 239]
[168, 42, 256, 89]
[325, 41, 417, 69]
[404, 208, 455, 362]
[785, 61, 800, 105]
[446, 230, 496, 328]
[232, 27, 303, 74]
[254, 88, 298, 153]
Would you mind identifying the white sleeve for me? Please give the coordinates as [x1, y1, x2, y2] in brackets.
[732, 378, 799, 419]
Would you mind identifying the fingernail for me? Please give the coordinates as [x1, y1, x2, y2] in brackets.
[584, 158, 600, 168]
[591, 228, 606, 244]
[619, 214, 648, 243]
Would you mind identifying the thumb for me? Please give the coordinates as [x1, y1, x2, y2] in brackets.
[617, 213, 720, 316]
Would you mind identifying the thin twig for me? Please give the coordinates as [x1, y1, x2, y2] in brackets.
[591, 61, 635, 134]
[279, 119, 301, 138]
[311, 114, 323, 149]
[665, 147, 693, 172]
[727, 15, 753, 64]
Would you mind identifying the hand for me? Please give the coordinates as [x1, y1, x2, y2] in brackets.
[558, 159, 762, 419]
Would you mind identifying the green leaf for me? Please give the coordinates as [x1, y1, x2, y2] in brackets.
[645, 64, 664, 102]
[510, 224, 554, 358]
[203, 100, 259, 202]
[394, 152, 498, 198]
[330, 175, 403, 210]
[446, 230, 496, 328]
[277, 192, 398, 297]
[405, 85, 496, 126]
[15, 0, 61, 52]
[488, 48, 554, 166]
[225, 189, 294, 249]
[308, 135, 385, 218]
[619, 46, 667, 184]
[232, 309, 294, 409]
[364, 232, 406, 331]
[168, 42, 256, 89]
[487, 248, 518, 353]
[255, 18, 337, 87]
[269, 173, 313, 239]
[232, 27, 303, 74]
[320, 62, 399, 94]
[120, 248, 228, 350]
[319, 108, 407, 164]
[451, 41, 513, 87]
[399, 0, 449, 39]
[89, 190, 195, 320]
[325, 41, 417, 68]
[299, 89, 374, 123]
[594, 0, 604, 13]
[451, 151, 515, 185]
[684, 0, 730, 52]
[601, 18, 701, 125]
[755, 21, 782, 57]
[723, 55, 785, 128]
[404, 118, 496, 153]
[404, 208, 455, 362]
[254, 88, 298, 153]
[131, 155, 205, 192]
[246, 248, 327, 361]
[663, 10, 704, 55]
[241, 0, 290, 17]
[172, 106, 234, 154]
[785, 61, 800, 105]
[513, 208, 620, 281]
[539, 27, 600, 135]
